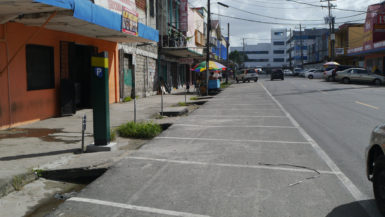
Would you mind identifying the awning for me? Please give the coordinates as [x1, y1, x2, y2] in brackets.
[161, 48, 203, 58]
[0, 0, 158, 43]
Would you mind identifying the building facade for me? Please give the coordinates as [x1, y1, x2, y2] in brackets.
[231, 28, 288, 69]
[0, 0, 158, 129]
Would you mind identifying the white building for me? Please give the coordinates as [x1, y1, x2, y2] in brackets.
[231, 28, 288, 68]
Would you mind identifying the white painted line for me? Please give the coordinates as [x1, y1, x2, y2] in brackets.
[172, 124, 296, 129]
[68, 197, 211, 217]
[156, 136, 309, 144]
[260, 83, 379, 216]
[126, 156, 338, 175]
[355, 101, 379, 110]
[203, 103, 277, 106]
[198, 108, 281, 111]
[192, 115, 287, 118]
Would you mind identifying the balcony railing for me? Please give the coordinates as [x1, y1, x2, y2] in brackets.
[162, 25, 187, 48]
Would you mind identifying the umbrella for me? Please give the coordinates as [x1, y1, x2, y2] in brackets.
[324, 61, 340, 66]
[192, 61, 226, 72]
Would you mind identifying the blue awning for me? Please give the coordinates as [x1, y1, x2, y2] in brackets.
[33, 0, 158, 42]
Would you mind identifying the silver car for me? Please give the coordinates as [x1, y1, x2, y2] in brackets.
[335, 68, 385, 85]
[366, 125, 385, 215]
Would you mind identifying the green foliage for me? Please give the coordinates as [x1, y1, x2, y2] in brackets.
[117, 122, 162, 139]
[12, 175, 23, 191]
[110, 129, 116, 141]
[190, 96, 198, 100]
[34, 169, 44, 177]
[177, 102, 188, 106]
[220, 83, 231, 89]
[123, 96, 132, 102]
[229, 50, 248, 65]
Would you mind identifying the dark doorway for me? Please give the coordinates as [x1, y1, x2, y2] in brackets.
[119, 50, 134, 100]
[60, 41, 97, 116]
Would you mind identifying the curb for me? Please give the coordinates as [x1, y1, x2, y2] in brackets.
[0, 172, 38, 198]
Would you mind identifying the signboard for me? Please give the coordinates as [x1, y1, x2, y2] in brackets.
[180, 0, 188, 32]
[335, 48, 344, 55]
[122, 6, 138, 36]
[94, 0, 136, 15]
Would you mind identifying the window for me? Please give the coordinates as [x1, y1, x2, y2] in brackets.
[273, 41, 285, 46]
[26, 44, 55, 90]
[273, 58, 285, 62]
[248, 59, 269, 62]
[273, 50, 285, 54]
[150, 0, 154, 17]
[274, 32, 284, 36]
[245, 51, 269, 54]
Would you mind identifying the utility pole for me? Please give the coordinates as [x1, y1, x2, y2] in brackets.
[242, 37, 245, 68]
[322, 0, 336, 60]
[226, 22, 230, 83]
[206, 0, 211, 96]
[299, 24, 304, 67]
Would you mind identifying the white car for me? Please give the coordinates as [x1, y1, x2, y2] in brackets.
[284, 69, 293, 76]
[301, 69, 316, 77]
[305, 69, 324, 79]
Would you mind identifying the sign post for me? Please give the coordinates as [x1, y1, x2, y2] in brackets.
[91, 52, 110, 146]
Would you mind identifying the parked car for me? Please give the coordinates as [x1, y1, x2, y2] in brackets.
[335, 68, 385, 85]
[235, 69, 258, 83]
[366, 124, 385, 215]
[271, 69, 284, 80]
[305, 69, 323, 79]
[300, 69, 316, 77]
[284, 69, 293, 76]
[324, 65, 354, 82]
[293, 68, 302, 76]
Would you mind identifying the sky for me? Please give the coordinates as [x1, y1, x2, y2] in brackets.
[188, 0, 382, 47]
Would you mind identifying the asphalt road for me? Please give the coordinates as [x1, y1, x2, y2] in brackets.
[262, 76, 385, 199]
[49, 78, 383, 217]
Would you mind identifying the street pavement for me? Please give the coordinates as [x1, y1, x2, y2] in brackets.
[49, 78, 382, 217]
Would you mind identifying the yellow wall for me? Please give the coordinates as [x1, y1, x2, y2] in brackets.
[348, 26, 365, 49]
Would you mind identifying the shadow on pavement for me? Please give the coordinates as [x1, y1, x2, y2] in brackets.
[326, 199, 382, 217]
[0, 148, 80, 161]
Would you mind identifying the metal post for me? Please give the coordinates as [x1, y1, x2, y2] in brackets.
[161, 88, 164, 116]
[226, 22, 230, 83]
[299, 24, 304, 67]
[134, 97, 137, 123]
[81, 114, 86, 153]
[206, 0, 211, 96]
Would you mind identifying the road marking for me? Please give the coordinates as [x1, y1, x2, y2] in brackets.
[260, 82, 379, 216]
[203, 103, 277, 106]
[355, 101, 379, 110]
[191, 115, 287, 118]
[172, 124, 296, 129]
[198, 108, 281, 111]
[68, 197, 211, 217]
[156, 136, 309, 144]
[126, 156, 338, 175]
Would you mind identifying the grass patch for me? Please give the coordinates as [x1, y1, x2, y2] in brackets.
[220, 82, 231, 89]
[176, 102, 188, 107]
[110, 128, 117, 141]
[12, 175, 23, 191]
[34, 169, 44, 177]
[123, 96, 132, 102]
[190, 96, 198, 100]
[117, 121, 162, 139]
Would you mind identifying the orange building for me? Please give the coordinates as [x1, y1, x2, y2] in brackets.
[0, 0, 158, 129]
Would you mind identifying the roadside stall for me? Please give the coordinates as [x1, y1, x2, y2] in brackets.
[192, 61, 226, 94]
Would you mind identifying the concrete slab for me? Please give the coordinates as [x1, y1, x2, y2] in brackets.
[161, 107, 188, 117]
[86, 142, 118, 153]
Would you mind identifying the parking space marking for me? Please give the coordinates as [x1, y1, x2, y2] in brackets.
[126, 156, 338, 175]
[156, 136, 309, 144]
[68, 197, 211, 217]
[172, 124, 296, 129]
[198, 108, 281, 111]
[260, 82, 379, 216]
[355, 101, 379, 110]
[191, 115, 286, 118]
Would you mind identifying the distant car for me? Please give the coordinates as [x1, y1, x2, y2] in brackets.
[305, 69, 323, 79]
[284, 69, 293, 76]
[324, 65, 354, 82]
[293, 68, 302, 76]
[271, 69, 284, 80]
[300, 69, 316, 77]
[335, 68, 385, 85]
[366, 125, 385, 215]
[235, 69, 258, 83]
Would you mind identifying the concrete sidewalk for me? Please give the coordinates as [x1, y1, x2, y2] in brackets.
[0, 89, 199, 199]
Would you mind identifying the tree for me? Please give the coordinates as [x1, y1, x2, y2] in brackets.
[229, 50, 247, 65]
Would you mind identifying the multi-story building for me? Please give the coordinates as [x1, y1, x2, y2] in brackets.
[286, 28, 329, 68]
[231, 28, 288, 69]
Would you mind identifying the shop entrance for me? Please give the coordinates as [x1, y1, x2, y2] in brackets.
[60, 41, 97, 116]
